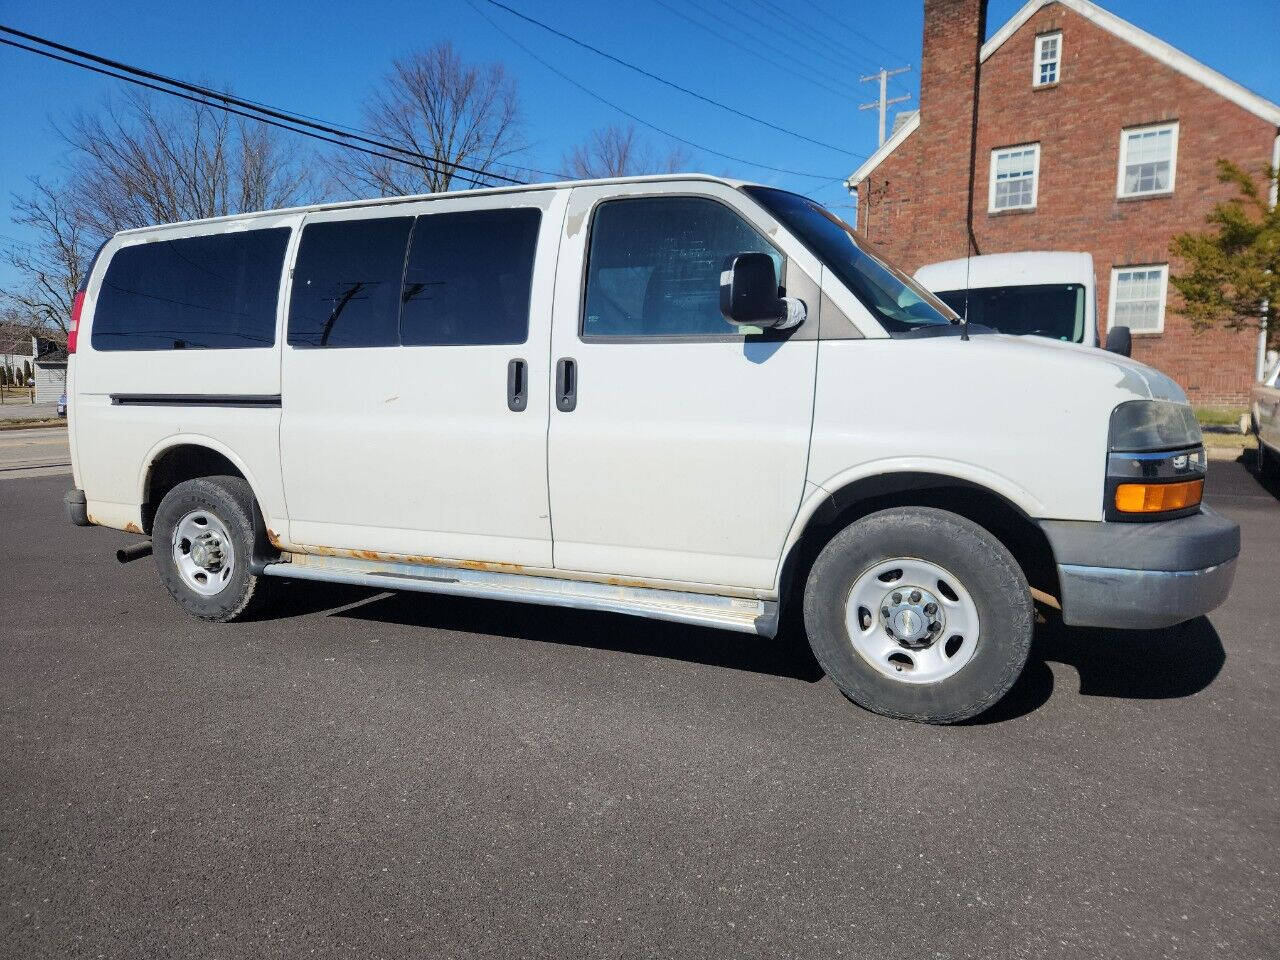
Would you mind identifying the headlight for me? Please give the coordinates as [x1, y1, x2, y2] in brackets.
[1106, 401, 1205, 521]
[1108, 400, 1202, 451]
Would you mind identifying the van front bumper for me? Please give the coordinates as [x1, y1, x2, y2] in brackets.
[1038, 508, 1240, 630]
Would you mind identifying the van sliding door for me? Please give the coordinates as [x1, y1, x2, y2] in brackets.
[278, 190, 566, 567]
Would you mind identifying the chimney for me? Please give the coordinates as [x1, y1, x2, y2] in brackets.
[914, 0, 989, 260]
[920, 0, 987, 123]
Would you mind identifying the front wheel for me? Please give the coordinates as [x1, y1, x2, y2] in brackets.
[803, 507, 1033, 724]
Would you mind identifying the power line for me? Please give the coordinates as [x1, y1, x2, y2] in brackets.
[740, 0, 886, 78]
[0, 24, 527, 188]
[648, 0, 850, 100]
[477, 0, 853, 155]
[797, 0, 913, 70]
[468, 0, 853, 179]
[0, 37, 499, 191]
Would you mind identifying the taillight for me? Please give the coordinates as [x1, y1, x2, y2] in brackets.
[69, 240, 107, 355]
[68, 289, 85, 354]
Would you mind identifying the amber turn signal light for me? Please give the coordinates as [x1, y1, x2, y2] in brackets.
[1114, 478, 1203, 514]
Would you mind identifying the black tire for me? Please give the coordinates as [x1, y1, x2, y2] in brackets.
[803, 506, 1033, 724]
[152, 475, 272, 622]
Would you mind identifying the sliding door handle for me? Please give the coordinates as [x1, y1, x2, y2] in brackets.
[507, 358, 527, 412]
[555, 357, 577, 412]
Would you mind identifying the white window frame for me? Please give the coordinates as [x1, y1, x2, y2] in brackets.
[1108, 264, 1169, 335]
[988, 143, 1041, 213]
[1033, 32, 1062, 87]
[1116, 122, 1179, 198]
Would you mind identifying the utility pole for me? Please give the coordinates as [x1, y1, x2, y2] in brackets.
[859, 66, 911, 146]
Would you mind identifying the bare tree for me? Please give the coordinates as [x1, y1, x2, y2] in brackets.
[62, 89, 316, 240]
[561, 124, 691, 180]
[2, 89, 318, 337]
[329, 42, 525, 196]
[4, 180, 92, 337]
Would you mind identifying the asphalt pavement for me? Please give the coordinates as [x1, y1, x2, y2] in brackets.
[0, 426, 71, 480]
[1, 462, 1277, 959]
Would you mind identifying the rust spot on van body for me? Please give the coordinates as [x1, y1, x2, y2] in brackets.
[266, 528, 283, 548]
[286, 543, 755, 597]
[123, 522, 143, 535]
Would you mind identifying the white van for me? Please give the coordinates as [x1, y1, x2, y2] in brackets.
[65, 175, 1238, 723]
[914, 251, 1100, 347]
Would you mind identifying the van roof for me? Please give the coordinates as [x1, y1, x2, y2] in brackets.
[913, 251, 1094, 291]
[112, 173, 756, 237]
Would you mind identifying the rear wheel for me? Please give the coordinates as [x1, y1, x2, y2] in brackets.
[152, 475, 271, 622]
[803, 507, 1033, 724]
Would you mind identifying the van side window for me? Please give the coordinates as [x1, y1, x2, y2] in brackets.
[401, 208, 541, 346]
[91, 228, 289, 351]
[288, 217, 413, 348]
[582, 197, 780, 339]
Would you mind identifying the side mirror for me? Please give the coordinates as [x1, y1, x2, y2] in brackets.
[1105, 325, 1132, 357]
[720, 252, 804, 330]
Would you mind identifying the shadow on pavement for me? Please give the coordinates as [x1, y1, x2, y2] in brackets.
[257, 579, 1224, 716]
[967, 615, 1226, 724]
[325, 585, 826, 682]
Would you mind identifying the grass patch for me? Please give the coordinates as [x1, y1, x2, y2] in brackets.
[0, 418, 66, 431]
[1202, 431, 1255, 457]
[1194, 405, 1247, 427]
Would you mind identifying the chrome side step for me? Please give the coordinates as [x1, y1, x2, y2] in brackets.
[261, 553, 779, 637]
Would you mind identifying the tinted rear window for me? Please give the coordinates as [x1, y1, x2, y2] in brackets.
[92, 228, 289, 351]
[401, 208, 541, 346]
[288, 217, 413, 348]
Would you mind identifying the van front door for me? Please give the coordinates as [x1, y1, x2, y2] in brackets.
[546, 183, 820, 590]
[279, 191, 564, 566]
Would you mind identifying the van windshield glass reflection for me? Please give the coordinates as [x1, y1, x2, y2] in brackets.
[741, 186, 956, 334]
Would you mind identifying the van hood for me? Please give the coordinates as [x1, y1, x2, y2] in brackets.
[969, 333, 1189, 403]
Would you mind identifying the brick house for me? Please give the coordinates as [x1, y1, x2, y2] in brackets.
[846, 0, 1280, 405]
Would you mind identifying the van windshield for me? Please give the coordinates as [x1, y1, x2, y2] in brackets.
[932, 284, 1086, 342]
[741, 186, 957, 334]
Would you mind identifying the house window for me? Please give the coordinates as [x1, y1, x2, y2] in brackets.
[1034, 32, 1061, 86]
[1109, 265, 1168, 334]
[989, 144, 1040, 212]
[1117, 123, 1178, 197]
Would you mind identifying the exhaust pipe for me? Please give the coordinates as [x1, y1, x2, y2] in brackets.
[116, 541, 153, 563]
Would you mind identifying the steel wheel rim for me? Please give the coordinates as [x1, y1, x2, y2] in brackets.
[171, 508, 236, 597]
[844, 557, 980, 684]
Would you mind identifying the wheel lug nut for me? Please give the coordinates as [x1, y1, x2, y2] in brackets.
[892, 592, 902, 604]
[881, 607, 891, 619]
[909, 590, 921, 603]
[925, 602, 937, 615]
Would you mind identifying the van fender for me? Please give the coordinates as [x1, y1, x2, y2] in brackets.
[774, 457, 1048, 591]
[138, 433, 275, 524]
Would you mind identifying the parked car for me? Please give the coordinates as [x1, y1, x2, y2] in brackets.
[914, 251, 1127, 351]
[57, 392, 67, 417]
[62, 175, 1238, 723]
[1253, 360, 1280, 477]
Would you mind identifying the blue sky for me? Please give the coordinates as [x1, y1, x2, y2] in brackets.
[2, 0, 1278, 290]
